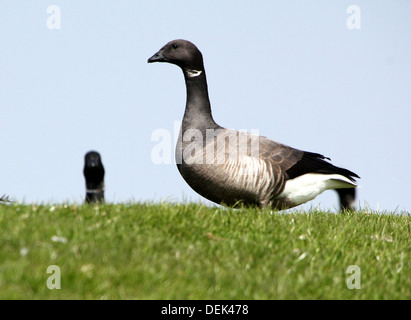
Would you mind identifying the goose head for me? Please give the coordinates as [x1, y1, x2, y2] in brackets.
[83, 151, 105, 186]
[148, 39, 204, 75]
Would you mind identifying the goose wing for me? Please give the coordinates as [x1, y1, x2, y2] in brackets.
[258, 135, 359, 182]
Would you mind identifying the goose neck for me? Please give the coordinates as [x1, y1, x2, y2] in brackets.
[182, 70, 218, 130]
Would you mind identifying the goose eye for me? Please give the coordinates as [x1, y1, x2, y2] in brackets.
[171, 44, 178, 49]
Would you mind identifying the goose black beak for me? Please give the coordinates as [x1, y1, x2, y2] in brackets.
[147, 51, 166, 63]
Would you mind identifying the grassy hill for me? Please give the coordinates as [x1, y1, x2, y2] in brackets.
[0, 202, 409, 299]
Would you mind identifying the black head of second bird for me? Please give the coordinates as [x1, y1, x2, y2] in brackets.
[83, 151, 105, 204]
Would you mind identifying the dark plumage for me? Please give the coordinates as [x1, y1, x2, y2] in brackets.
[83, 151, 105, 204]
[336, 188, 357, 211]
[148, 39, 359, 211]
[0, 194, 12, 204]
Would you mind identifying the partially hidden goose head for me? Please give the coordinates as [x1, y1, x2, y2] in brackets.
[148, 39, 205, 78]
[148, 39, 360, 212]
[83, 151, 105, 204]
[336, 188, 357, 211]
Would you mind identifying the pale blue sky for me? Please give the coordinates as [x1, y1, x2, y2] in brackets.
[1, 1, 410, 212]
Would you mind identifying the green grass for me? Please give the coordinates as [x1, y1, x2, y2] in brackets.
[0, 202, 410, 299]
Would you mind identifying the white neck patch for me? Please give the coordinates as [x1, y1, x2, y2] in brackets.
[186, 69, 202, 78]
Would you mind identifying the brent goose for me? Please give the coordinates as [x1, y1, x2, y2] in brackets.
[336, 188, 357, 211]
[148, 39, 359, 210]
[83, 151, 105, 204]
